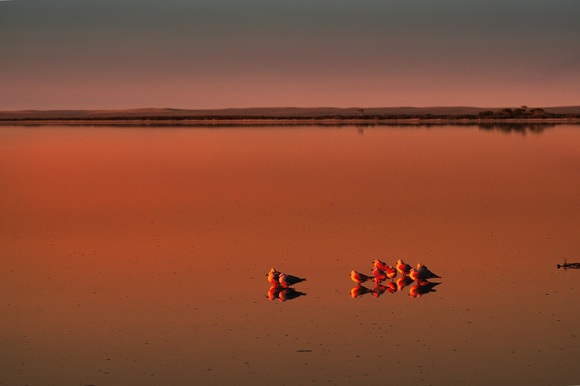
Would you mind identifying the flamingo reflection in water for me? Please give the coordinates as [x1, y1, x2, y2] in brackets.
[279, 288, 307, 302]
[373, 284, 387, 298]
[267, 285, 283, 301]
[397, 276, 414, 291]
[351, 285, 373, 298]
[385, 281, 397, 294]
[409, 282, 441, 298]
[267, 285, 306, 302]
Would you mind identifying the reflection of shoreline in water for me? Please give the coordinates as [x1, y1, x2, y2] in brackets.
[478, 123, 556, 134]
[6, 121, 574, 132]
[267, 285, 306, 302]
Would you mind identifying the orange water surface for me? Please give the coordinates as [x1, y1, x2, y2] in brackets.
[1, 124, 579, 385]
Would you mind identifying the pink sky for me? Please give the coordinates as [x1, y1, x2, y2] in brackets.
[1, 1, 579, 109]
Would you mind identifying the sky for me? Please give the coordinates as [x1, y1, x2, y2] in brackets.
[1, 0, 579, 110]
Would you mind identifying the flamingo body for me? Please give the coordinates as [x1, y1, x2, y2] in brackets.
[279, 273, 306, 287]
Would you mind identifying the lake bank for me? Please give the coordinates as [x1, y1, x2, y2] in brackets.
[1, 117, 579, 126]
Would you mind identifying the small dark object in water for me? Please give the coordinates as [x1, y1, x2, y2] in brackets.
[557, 259, 580, 270]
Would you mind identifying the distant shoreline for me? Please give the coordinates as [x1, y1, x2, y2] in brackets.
[1, 106, 579, 125]
[1, 117, 579, 126]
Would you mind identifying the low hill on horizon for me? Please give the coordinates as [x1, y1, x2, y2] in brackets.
[1, 106, 580, 120]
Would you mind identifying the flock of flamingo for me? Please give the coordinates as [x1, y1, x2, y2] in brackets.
[351, 259, 442, 298]
[266, 268, 307, 302]
[266, 258, 442, 302]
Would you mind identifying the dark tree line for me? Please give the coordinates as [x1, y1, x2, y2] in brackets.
[477, 108, 555, 119]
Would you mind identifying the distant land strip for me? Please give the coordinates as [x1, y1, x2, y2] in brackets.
[1, 106, 580, 123]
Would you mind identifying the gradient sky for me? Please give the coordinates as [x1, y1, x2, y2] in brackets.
[1, 0, 579, 109]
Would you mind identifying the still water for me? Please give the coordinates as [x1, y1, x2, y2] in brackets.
[1, 124, 578, 385]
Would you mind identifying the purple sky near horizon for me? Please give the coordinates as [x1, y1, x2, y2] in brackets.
[1, 0, 579, 110]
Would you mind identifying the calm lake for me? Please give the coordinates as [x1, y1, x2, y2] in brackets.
[1, 123, 578, 385]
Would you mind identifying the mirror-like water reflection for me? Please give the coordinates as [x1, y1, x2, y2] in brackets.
[1, 124, 578, 385]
